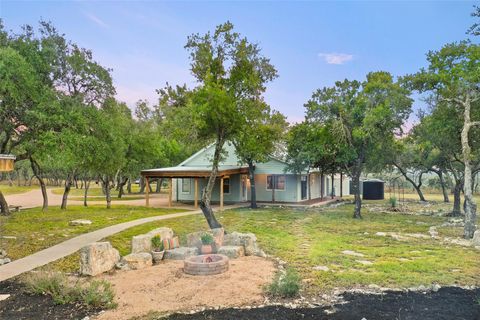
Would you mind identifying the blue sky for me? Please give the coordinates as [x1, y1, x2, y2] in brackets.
[1, 1, 477, 123]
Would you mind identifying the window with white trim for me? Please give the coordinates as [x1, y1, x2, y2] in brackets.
[266, 175, 286, 191]
[181, 178, 191, 193]
[223, 178, 230, 194]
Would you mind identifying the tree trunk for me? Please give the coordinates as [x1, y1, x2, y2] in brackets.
[83, 179, 90, 207]
[61, 173, 73, 210]
[30, 157, 48, 211]
[438, 170, 449, 203]
[101, 176, 112, 209]
[394, 163, 426, 201]
[127, 178, 132, 194]
[320, 173, 324, 201]
[199, 136, 224, 229]
[340, 172, 343, 198]
[307, 170, 311, 201]
[461, 95, 477, 239]
[139, 176, 145, 194]
[117, 177, 128, 198]
[450, 179, 463, 217]
[331, 173, 335, 199]
[0, 190, 10, 215]
[352, 149, 365, 219]
[351, 168, 362, 219]
[248, 161, 257, 209]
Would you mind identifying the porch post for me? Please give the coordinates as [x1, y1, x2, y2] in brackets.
[168, 178, 172, 207]
[194, 177, 198, 209]
[145, 176, 150, 207]
[220, 176, 224, 211]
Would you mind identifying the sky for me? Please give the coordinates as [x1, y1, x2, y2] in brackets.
[0, 0, 477, 124]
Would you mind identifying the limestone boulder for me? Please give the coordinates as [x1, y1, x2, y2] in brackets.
[69, 219, 92, 226]
[131, 227, 173, 253]
[80, 242, 120, 276]
[164, 247, 199, 260]
[473, 230, 480, 246]
[121, 253, 152, 270]
[218, 245, 245, 259]
[186, 228, 224, 251]
[223, 232, 265, 257]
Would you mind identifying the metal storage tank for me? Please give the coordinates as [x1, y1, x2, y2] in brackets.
[362, 179, 384, 200]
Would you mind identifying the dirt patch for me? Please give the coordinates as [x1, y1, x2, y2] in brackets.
[166, 287, 480, 320]
[96, 256, 275, 320]
[0, 279, 97, 320]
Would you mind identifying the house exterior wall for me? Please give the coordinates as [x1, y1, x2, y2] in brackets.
[176, 174, 242, 203]
[250, 174, 299, 202]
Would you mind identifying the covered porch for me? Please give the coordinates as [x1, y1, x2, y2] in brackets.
[141, 165, 249, 210]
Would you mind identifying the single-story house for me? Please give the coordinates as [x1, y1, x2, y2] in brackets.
[141, 142, 350, 208]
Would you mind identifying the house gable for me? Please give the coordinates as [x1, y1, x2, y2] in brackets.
[179, 142, 242, 167]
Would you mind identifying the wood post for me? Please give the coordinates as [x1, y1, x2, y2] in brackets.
[145, 176, 150, 207]
[168, 178, 172, 207]
[194, 178, 198, 209]
[220, 176, 224, 211]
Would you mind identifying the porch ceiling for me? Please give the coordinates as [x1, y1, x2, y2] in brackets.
[141, 165, 249, 178]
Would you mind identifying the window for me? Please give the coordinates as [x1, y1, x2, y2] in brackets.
[181, 178, 191, 193]
[223, 178, 230, 194]
[267, 175, 286, 191]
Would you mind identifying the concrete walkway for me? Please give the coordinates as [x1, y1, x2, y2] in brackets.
[0, 206, 243, 282]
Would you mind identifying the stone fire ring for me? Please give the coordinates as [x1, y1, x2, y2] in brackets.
[184, 254, 229, 276]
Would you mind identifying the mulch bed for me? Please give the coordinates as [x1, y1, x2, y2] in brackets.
[167, 287, 480, 320]
[0, 279, 479, 320]
[0, 280, 98, 320]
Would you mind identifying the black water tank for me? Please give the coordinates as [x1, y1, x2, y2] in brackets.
[362, 179, 384, 200]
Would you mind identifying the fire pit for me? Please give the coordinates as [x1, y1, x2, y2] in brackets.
[184, 254, 229, 276]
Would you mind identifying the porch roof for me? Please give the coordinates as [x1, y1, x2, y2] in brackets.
[141, 165, 249, 178]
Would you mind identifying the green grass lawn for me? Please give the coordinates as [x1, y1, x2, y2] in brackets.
[5, 195, 480, 295]
[0, 185, 41, 195]
[73, 202, 478, 294]
[0, 205, 186, 263]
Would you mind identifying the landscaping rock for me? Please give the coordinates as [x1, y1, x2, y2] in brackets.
[147, 227, 174, 239]
[186, 231, 205, 249]
[0, 294, 10, 302]
[69, 219, 92, 226]
[121, 252, 152, 270]
[341, 250, 364, 257]
[164, 247, 199, 260]
[131, 227, 173, 253]
[472, 230, 480, 246]
[218, 245, 245, 259]
[356, 260, 373, 265]
[223, 232, 265, 257]
[186, 228, 224, 250]
[313, 265, 329, 271]
[80, 242, 120, 276]
[0, 249, 7, 258]
[0, 258, 11, 265]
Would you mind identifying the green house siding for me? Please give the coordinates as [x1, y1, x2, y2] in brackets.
[250, 174, 299, 202]
[176, 174, 243, 203]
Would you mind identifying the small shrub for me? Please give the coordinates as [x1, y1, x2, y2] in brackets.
[24, 271, 81, 304]
[151, 235, 164, 252]
[266, 267, 301, 298]
[24, 271, 116, 309]
[389, 196, 397, 208]
[200, 233, 214, 245]
[82, 280, 117, 309]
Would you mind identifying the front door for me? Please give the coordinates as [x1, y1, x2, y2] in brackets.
[301, 176, 307, 200]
